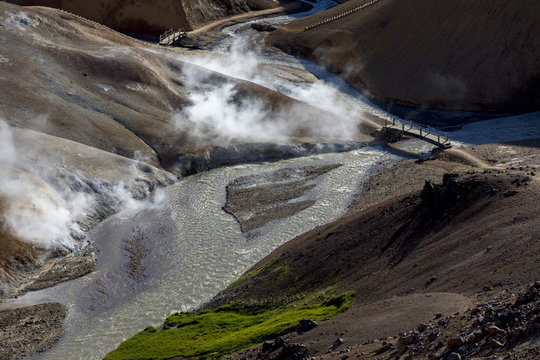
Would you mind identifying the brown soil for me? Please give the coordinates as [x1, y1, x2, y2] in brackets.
[6, 0, 283, 34]
[0, 225, 37, 286]
[0, 302, 67, 360]
[0, 198, 38, 287]
[267, 0, 540, 117]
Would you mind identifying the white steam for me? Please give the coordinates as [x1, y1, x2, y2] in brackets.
[0, 119, 90, 249]
[174, 38, 364, 145]
[174, 82, 288, 143]
[0, 167, 88, 249]
[0, 119, 161, 251]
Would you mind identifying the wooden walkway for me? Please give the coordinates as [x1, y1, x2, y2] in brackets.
[382, 118, 452, 149]
[304, 0, 382, 31]
[159, 28, 187, 46]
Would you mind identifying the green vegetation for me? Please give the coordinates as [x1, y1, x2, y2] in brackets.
[104, 291, 355, 360]
[221, 259, 278, 291]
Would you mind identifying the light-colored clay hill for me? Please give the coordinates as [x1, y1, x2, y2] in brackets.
[0, 2, 341, 171]
[6, 0, 281, 34]
[268, 0, 540, 120]
[0, 1, 342, 293]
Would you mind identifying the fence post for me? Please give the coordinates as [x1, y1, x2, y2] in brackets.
[420, 128, 423, 138]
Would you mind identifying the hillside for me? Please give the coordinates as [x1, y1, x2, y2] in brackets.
[0, 1, 346, 299]
[220, 143, 540, 359]
[5, 0, 281, 34]
[268, 0, 540, 124]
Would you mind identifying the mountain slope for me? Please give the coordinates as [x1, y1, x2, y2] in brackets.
[268, 0, 540, 123]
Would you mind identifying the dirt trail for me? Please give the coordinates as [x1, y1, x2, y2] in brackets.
[189, 2, 305, 36]
[445, 147, 492, 168]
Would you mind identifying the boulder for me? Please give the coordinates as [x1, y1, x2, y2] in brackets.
[297, 318, 318, 334]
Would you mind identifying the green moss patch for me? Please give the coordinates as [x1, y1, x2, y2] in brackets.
[104, 291, 354, 360]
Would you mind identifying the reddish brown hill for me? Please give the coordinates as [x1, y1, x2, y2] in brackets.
[5, 0, 280, 34]
[268, 0, 540, 121]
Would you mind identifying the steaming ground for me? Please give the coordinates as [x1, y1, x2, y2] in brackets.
[0, 1, 390, 357]
[0, 0, 375, 298]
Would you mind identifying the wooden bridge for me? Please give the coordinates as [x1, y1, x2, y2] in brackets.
[381, 118, 452, 149]
[159, 28, 187, 46]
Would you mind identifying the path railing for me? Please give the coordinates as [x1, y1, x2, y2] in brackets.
[304, 0, 382, 31]
[382, 118, 451, 148]
[159, 28, 187, 46]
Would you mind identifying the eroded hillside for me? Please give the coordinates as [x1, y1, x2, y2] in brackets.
[0, 1, 341, 296]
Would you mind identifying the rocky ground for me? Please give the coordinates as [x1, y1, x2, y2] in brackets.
[228, 282, 540, 360]
[0, 302, 67, 360]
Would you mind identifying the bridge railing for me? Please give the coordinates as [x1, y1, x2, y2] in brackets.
[159, 28, 187, 44]
[304, 0, 382, 31]
[383, 118, 450, 148]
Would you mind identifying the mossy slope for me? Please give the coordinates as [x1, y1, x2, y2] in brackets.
[104, 292, 354, 360]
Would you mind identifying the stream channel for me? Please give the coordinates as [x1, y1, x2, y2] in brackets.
[17, 0, 540, 359]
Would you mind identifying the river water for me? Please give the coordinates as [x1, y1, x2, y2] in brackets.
[19, 0, 540, 359]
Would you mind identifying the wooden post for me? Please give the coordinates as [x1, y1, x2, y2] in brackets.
[445, 133, 448, 141]
[420, 128, 423, 138]
[402, 123, 404, 133]
[437, 135, 440, 145]
[427, 125, 431, 135]
[392, 118, 395, 126]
